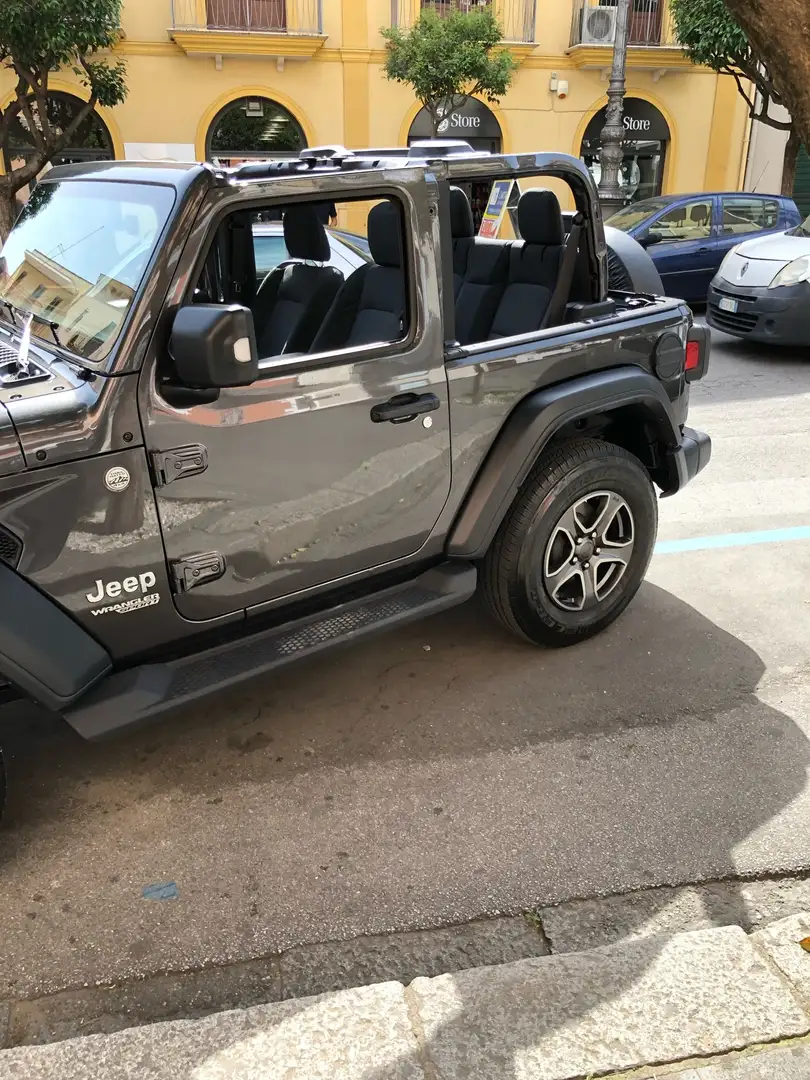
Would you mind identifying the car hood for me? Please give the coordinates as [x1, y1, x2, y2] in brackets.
[717, 231, 810, 287]
[733, 230, 810, 261]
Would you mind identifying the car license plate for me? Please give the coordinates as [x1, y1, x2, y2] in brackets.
[718, 296, 738, 313]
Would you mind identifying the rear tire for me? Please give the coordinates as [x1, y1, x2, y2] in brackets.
[482, 437, 658, 647]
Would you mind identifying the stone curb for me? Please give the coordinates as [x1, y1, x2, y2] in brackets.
[1, 916, 548, 1049]
[4, 918, 810, 1079]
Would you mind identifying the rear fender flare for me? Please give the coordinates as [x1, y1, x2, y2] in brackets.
[447, 366, 680, 559]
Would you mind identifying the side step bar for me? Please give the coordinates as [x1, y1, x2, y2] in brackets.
[65, 563, 477, 740]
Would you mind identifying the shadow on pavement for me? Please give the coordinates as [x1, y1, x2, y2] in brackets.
[0, 581, 807, 1060]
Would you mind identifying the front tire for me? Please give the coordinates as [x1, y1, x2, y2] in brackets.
[482, 437, 658, 647]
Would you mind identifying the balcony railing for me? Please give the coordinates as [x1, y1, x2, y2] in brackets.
[570, 0, 678, 48]
[170, 0, 322, 35]
[391, 0, 537, 45]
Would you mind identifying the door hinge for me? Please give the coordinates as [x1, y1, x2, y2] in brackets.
[151, 444, 209, 487]
[171, 552, 226, 593]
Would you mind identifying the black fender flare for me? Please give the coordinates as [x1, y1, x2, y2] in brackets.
[447, 366, 680, 560]
[0, 563, 111, 712]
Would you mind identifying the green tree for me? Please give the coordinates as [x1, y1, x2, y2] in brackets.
[719, 0, 810, 200]
[671, 0, 798, 194]
[381, 6, 516, 138]
[0, 0, 127, 240]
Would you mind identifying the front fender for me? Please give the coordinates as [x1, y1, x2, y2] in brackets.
[447, 366, 681, 559]
[0, 563, 111, 712]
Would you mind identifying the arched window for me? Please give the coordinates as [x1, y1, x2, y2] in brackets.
[206, 96, 307, 166]
[4, 91, 114, 173]
[580, 98, 671, 203]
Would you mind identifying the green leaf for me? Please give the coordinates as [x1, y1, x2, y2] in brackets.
[670, 0, 754, 74]
[381, 7, 516, 132]
[0, 0, 128, 196]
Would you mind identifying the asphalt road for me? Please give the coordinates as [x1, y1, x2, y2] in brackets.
[3, 323, 810, 1001]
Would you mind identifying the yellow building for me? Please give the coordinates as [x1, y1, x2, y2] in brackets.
[1, 0, 750, 221]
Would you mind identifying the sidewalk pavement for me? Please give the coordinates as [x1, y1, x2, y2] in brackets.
[4, 914, 810, 1079]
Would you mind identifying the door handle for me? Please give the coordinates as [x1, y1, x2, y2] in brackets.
[370, 392, 440, 424]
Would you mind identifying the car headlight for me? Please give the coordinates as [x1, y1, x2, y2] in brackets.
[768, 256, 810, 289]
[716, 246, 739, 281]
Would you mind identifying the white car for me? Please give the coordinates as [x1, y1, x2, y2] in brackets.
[707, 216, 810, 345]
[252, 222, 370, 278]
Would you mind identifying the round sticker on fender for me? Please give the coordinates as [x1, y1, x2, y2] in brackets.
[105, 466, 131, 493]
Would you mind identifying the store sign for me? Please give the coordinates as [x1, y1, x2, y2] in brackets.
[439, 110, 481, 132]
[582, 99, 670, 146]
[408, 97, 502, 142]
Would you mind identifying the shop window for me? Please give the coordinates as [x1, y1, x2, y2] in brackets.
[648, 200, 713, 242]
[721, 197, 779, 235]
[206, 96, 306, 167]
[2, 91, 114, 204]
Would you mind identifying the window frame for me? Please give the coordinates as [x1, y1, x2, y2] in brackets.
[720, 195, 780, 237]
[646, 197, 715, 244]
[178, 185, 423, 378]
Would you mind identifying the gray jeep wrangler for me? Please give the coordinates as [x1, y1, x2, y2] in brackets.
[0, 141, 710, 808]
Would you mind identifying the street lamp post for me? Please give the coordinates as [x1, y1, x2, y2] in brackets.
[597, 0, 631, 218]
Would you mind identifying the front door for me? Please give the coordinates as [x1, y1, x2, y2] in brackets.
[143, 190, 451, 622]
[646, 196, 718, 302]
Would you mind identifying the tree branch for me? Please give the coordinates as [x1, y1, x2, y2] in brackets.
[0, 97, 23, 149]
[15, 87, 46, 154]
[729, 69, 756, 113]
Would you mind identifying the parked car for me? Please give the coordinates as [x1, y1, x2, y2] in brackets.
[0, 142, 710, 816]
[607, 192, 801, 303]
[253, 222, 370, 278]
[706, 213, 810, 344]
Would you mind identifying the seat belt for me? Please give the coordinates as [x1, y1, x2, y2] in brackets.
[541, 211, 585, 329]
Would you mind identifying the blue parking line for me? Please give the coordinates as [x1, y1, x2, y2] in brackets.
[655, 525, 810, 555]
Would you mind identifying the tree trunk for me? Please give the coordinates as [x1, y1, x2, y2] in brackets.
[781, 127, 801, 197]
[0, 189, 17, 245]
[723, 0, 810, 164]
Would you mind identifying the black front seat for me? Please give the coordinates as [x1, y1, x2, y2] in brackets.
[310, 201, 405, 352]
[253, 205, 343, 356]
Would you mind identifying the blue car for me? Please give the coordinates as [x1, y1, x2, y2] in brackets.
[606, 192, 801, 303]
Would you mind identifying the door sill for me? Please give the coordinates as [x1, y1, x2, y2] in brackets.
[65, 563, 477, 739]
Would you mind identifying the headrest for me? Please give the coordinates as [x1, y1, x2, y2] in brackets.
[368, 201, 402, 268]
[283, 204, 331, 262]
[449, 186, 474, 239]
[517, 189, 564, 246]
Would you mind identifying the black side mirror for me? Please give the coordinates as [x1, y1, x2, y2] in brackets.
[170, 304, 259, 389]
[639, 231, 663, 248]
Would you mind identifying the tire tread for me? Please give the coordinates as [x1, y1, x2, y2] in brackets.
[482, 437, 657, 646]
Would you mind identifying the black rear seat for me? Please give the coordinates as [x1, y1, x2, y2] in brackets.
[449, 187, 510, 346]
[486, 189, 565, 340]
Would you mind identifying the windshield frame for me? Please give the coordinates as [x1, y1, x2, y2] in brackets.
[0, 176, 179, 368]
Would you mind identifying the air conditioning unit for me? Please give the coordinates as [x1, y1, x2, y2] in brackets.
[581, 5, 617, 44]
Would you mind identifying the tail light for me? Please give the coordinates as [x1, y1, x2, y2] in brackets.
[685, 324, 710, 383]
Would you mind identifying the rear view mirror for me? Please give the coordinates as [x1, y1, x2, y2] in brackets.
[170, 305, 259, 389]
[640, 232, 663, 248]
